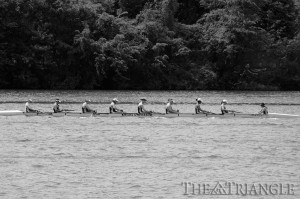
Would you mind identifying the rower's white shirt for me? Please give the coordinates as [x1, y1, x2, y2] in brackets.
[82, 102, 90, 109]
[25, 102, 31, 111]
[221, 103, 226, 111]
[166, 102, 173, 111]
[139, 101, 148, 112]
[110, 102, 117, 109]
[138, 102, 144, 109]
[195, 103, 201, 109]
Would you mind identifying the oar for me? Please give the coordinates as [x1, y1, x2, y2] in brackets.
[95, 113, 110, 115]
[36, 110, 47, 114]
[151, 111, 164, 115]
[62, 109, 75, 112]
[203, 110, 218, 115]
[114, 110, 126, 114]
[32, 109, 45, 114]
[37, 110, 53, 114]
[228, 110, 243, 114]
[35, 109, 44, 114]
[147, 110, 163, 114]
[168, 110, 179, 114]
[26, 110, 52, 115]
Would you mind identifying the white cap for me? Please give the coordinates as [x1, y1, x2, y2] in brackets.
[196, 98, 202, 102]
[222, 99, 228, 103]
[85, 99, 91, 102]
[113, 98, 118, 102]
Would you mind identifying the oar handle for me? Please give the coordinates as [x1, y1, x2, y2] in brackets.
[206, 111, 217, 115]
[228, 110, 242, 114]
[62, 109, 75, 112]
[151, 111, 164, 115]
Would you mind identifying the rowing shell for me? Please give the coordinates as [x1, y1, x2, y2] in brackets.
[0, 110, 299, 118]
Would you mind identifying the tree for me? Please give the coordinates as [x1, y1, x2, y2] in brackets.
[199, 0, 275, 89]
[118, 0, 148, 18]
[258, 0, 298, 40]
[175, 0, 206, 25]
[161, 0, 178, 30]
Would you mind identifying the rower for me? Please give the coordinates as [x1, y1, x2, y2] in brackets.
[166, 99, 179, 114]
[82, 100, 96, 113]
[195, 98, 209, 114]
[109, 98, 123, 113]
[221, 99, 240, 114]
[25, 99, 39, 113]
[138, 98, 151, 114]
[53, 99, 62, 113]
[221, 99, 228, 115]
[258, 103, 268, 115]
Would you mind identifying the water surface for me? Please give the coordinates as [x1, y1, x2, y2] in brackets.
[0, 90, 299, 198]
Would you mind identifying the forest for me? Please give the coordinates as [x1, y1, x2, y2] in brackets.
[0, 0, 300, 90]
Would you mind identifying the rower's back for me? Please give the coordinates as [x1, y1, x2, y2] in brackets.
[221, 103, 227, 115]
[82, 102, 87, 113]
[166, 102, 171, 114]
[53, 103, 60, 113]
[110, 102, 116, 113]
[138, 102, 143, 113]
[261, 106, 268, 115]
[195, 103, 201, 114]
[25, 102, 31, 113]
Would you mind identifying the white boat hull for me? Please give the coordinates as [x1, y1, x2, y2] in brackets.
[1, 110, 299, 119]
[22, 112, 300, 118]
[0, 110, 24, 116]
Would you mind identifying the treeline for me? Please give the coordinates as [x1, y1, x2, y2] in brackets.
[0, 0, 300, 90]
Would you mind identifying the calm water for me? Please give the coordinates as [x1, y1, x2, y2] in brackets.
[0, 90, 299, 198]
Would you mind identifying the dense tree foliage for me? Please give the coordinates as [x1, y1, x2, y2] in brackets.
[0, 0, 299, 90]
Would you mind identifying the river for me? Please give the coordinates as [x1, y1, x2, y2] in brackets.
[0, 90, 299, 198]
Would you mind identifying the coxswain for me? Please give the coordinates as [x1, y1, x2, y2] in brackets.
[25, 99, 39, 113]
[195, 98, 210, 114]
[138, 98, 151, 114]
[109, 98, 123, 113]
[258, 103, 268, 115]
[53, 99, 62, 113]
[221, 99, 228, 114]
[82, 100, 96, 113]
[166, 99, 179, 114]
